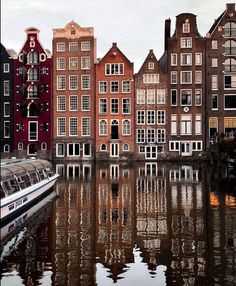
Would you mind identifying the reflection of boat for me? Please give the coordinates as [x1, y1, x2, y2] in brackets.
[0, 190, 57, 261]
[0, 158, 59, 221]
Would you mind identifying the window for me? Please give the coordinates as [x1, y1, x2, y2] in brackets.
[4, 81, 10, 96]
[68, 143, 80, 156]
[136, 129, 145, 143]
[195, 71, 202, 84]
[171, 54, 177, 66]
[157, 110, 165, 124]
[81, 95, 90, 111]
[69, 117, 78, 136]
[69, 42, 78, 51]
[28, 68, 38, 81]
[157, 129, 166, 143]
[169, 141, 180, 151]
[171, 90, 177, 106]
[41, 142, 47, 150]
[57, 75, 66, 90]
[224, 58, 236, 72]
[4, 121, 10, 138]
[69, 95, 78, 111]
[100, 144, 107, 151]
[147, 89, 155, 104]
[183, 20, 190, 33]
[4, 103, 10, 117]
[69, 75, 78, 90]
[81, 57, 90, 69]
[122, 120, 131, 135]
[212, 94, 218, 110]
[4, 145, 10, 152]
[147, 129, 155, 143]
[143, 74, 159, 83]
[18, 142, 23, 150]
[148, 62, 154, 69]
[137, 110, 145, 124]
[181, 53, 192, 65]
[111, 81, 119, 93]
[69, 57, 78, 70]
[17, 122, 24, 132]
[82, 118, 90, 136]
[195, 53, 202, 65]
[181, 37, 192, 48]
[99, 81, 108, 93]
[195, 89, 202, 106]
[57, 42, 66, 52]
[105, 63, 124, 75]
[181, 90, 192, 106]
[70, 29, 76, 36]
[225, 40, 236, 55]
[146, 146, 157, 159]
[195, 114, 202, 135]
[29, 122, 38, 141]
[81, 75, 90, 90]
[122, 80, 131, 93]
[171, 115, 177, 135]
[212, 58, 218, 67]
[181, 71, 192, 84]
[147, 110, 155, 125]
[111, 99, 119, 114]
[181, 115, 191, 135]
[57, 118, 66, 136]
[28, 102, 39, 117]
[224, 22, 236, 37]
[156, 89, 165, 104]
[212, 75, 218, 90]
[136, 89, 145, 104]
[57, 96, 66, 111]
[99, 98, 107, 114]
[209, 117, 218, 138]
[211, 40, 218, 49]
[3, 63, 10, 73]
[81, 41, 90, 51]
[28, 52, 38, 64]
[99, 120, 107, 135]
[224, 117, 236, 134]
[28, 85, 38, 98]
[225, 94, 236, 109]
[122, 98, 131, 114]
[57, 57, 66, 70]
[224, 75, 236, 89]
[123, 144, 129, 151]
[171, 71, 177, 84]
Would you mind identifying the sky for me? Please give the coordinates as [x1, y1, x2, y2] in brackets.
[1, 0, 233, 72]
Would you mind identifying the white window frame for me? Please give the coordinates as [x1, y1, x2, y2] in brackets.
[181, 53, 192, 66]
[195, 71, 202, 84]
[81, 56, 90, 70]
[56, 143, 64, 157]
[181, 71, 192, 84]
[28, 121, 38, 141]
[171, 71, 177, 84]
[99, 98, 107, 115]
[4, 102, 10, 117]
[195, 53, 202, 65]
[57, 75, 66, 90]
[3, 63, 10, 73]
[69, 75, 78, 90]
[69, 57, 78, 70]
[57, 117, 66, 136]
[69, 117, 78, 136]
[81, 117, 90, 136]
[81, 95, 90, 111]
[171, 53, 177, 66]
[99, 81, 108, 94]
[69, 95, 78, 111]
[122, 119, 131, 135]
[81, 41, 90, 51]
[57, 95, 66, 111]
[57, 42, 66, 52]
[99, 119, 108, 136]
[4, 121, 10, 138]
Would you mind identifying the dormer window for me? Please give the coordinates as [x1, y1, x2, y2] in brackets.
[183, 20, 190, 33]
[71, 29, 76, 36]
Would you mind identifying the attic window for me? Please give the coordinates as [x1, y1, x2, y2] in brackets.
[148, 62, 154, 69]
[183, 20, 190, 33]
[71, 29, 76, 36]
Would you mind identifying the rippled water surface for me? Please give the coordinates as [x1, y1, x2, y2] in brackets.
[1, 162, 236, 285]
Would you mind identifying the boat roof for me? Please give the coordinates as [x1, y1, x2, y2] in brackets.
[0, 159, 52, 181]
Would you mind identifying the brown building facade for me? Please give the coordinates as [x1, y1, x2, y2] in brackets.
[95, 43, 135, 160]
[52, 21, 96, 160]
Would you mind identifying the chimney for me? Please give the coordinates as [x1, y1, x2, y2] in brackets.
[226, 3, 235, 12]
[164, 19, 171, 51]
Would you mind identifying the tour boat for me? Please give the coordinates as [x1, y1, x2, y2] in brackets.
[0, 158, 59, 221]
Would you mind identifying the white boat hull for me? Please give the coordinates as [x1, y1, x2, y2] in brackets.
[0, 174, 59, 221]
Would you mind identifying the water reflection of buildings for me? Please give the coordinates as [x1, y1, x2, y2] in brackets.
[53, 163, 96, 286]
[166, 164, 207, 286]
[95, 163, 135, 282]
[135, 162, 169, 272]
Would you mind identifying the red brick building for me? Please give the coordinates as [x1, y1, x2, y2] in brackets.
[14, 27, 52, 159]
[95, 43, 135, 160]
[52, 21, 96, 160]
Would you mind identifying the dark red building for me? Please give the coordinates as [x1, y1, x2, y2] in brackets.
[14, 27, 52, 159]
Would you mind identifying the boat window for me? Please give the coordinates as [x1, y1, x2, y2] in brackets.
[45, 167, 53, 177]
[2, 181, 11, 192]
[38, 169, 46, 180]
[8, 179, 19, 195]
[22, 175, 31, 187]
[0, 185, 6, 199]
[29, 172, 39, 184]
[17, 175, 31, 189]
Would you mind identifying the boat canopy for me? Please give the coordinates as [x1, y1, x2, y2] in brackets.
[0, 159, 53, 182]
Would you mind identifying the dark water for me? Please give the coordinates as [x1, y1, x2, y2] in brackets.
[1, 162, 236, 286]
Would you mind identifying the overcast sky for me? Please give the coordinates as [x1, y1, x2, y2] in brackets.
[1, 0, 232, 72]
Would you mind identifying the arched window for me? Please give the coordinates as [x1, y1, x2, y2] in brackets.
[18, 142, 23, 150]
[28, 143, 37, 155]
[100, 144, 107, 151]
[123, 143, 129, 151]
[28, 51, 38, 64]
[225, 40, 236, 55]
[3, 144, 10, 152]
[41, 142, 47, 150]
[224, 58, 236, 72]
[122, 120, 131, 135]
[225, 22, 236, 37]
[28, 102, 39, 117]
[99, 120, 107, 135]
[28, 85, 38, 98]
[28, 68, 38, 81]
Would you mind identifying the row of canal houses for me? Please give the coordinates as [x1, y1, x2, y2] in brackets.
[1, 3, 236, 161]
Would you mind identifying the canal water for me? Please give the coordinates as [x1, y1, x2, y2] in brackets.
[1, 162, 236, 286]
